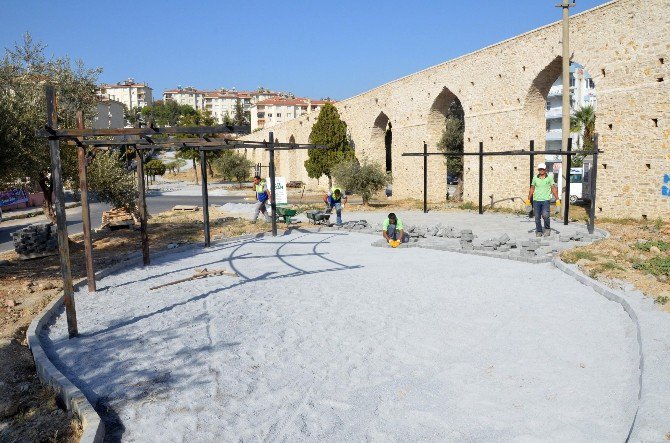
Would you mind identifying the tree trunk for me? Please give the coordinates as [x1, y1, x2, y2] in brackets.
[208, 161, 214, 178]
[193, 159, 199, 185]
[455, 175, 464, 202]
[327, 175, 333, 191]
[38, 172, 57, 223]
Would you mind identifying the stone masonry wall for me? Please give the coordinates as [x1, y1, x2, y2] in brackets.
[242, 0, 670, 218]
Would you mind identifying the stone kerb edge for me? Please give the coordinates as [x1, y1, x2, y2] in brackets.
[26, 231, 274, 443]
[552, 256, 643, 441]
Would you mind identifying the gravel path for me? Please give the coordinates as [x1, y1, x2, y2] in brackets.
[42, 231, 639, 441]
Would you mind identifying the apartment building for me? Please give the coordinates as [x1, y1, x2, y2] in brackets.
[163, 87, 285, 124]
[545, 62, 597, 156]
[93, 98, 126, 129]
[251, 98, 333, 131]
[98, 78, 153, 110]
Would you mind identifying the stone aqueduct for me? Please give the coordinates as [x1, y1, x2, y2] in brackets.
[242, 0, 670, 218]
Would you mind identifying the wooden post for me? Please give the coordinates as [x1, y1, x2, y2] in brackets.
[563, 137, 572, 225]
[478, 142, 484, 214]
[45, 85, 78, 338]
[76, 111, 96, 292]
[269, 132, 278, 237]
[136, 148, 150, 265]
[423, 141, 428, 213]
[199, 149, 211, 247]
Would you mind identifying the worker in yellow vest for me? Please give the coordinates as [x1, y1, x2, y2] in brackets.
[252, 175, 271, 223]
[324, 187, 347, 225]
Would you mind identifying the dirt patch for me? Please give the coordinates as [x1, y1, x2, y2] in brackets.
[560, 218, 670, 313]
[0, 208, 273, 441]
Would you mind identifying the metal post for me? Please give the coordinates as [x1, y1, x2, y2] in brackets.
[136, 149, 150, 265]
[423, 141, 428, 213]
[563, 137, 572, 225]
[45, 85, 78, 338]
[559, 0, 574, 221]
[199, 149, 211, 247]
[268, 132, 278, 236]
[588, 135, 599, 234]
[76, 111, 95, 292]
[529, 140, 535, 218]
[478, 142, 484, 214]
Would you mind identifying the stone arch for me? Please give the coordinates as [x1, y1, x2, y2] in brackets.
[426, 87, 465, 197]
[371, 112, 392, 174]
[523, 56, 563, 150]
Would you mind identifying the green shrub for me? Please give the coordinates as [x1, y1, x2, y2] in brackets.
[87, 151, 138, 212]
[212, 152, 254, 187]
[145, 159, 166, 177]
[633, 256, 670, 276]
[331, 158, 388, 205]
[634, 240, 670, 252]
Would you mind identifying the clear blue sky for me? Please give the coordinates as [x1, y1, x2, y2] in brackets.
[1, 0, 608, 100]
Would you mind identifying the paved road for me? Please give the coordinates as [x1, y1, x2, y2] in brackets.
[0, 194, 248, 253]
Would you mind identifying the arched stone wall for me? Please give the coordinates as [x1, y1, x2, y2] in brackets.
[242, 0, 670, 217]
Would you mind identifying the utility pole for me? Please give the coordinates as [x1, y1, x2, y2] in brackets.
[558, 0, 575, 220]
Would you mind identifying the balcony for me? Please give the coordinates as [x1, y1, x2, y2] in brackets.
[545, 108, 563, 119]
[545, 129, 562, 141]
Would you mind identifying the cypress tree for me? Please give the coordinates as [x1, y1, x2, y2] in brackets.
[305, 103, 354, 189]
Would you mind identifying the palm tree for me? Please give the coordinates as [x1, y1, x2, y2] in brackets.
[570, 104, 596, 152]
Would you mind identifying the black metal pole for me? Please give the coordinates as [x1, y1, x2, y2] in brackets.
[45, 85, 78, 338]
[588, 135, 599, 234]
[423, 141, 428, 213]
[529, 140, 535, 218]
[478, 142, 484, 214]
[269, 132, 278, 236]
[199, 149, 210, 247]
[563, 137, 572, 225]
[136, 149, 150, 265]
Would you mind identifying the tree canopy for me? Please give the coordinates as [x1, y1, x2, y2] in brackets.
[0, 33, 101, 219]
[332, 158, 388, 205]
[305, 103, 354, 188]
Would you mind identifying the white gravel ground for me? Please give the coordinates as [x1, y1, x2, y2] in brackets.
[43, 231, 639, 441]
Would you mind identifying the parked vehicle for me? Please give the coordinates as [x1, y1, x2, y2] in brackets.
[286, 181, 304, 188]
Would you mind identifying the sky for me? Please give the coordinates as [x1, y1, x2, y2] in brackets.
[0, 0, 608, 100]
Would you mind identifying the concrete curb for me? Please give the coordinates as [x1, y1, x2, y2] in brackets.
[3, 202, 81, 221]
[552, 257, 649, 442]
[26, 230, 281, 443]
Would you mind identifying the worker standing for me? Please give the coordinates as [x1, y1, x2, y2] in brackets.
[527, 163, 560, 237]
[325, 187, 347, 225]
[252, 175, 271, 223]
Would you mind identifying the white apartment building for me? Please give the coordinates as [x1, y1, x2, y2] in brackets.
[98, 78, 153, 110]
[163, 86, 206, 110]
[545, 62, 597, 157]
[251, 98, 332, 131]
[93, 99, 126, 129]
[163, 87, 285, 124]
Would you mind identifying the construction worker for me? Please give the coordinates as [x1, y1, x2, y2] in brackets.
[527, 163, 560, 237]
[324, 187, 347, 225]
[252, 175, 271, 223]
[382, 212, 405, 247]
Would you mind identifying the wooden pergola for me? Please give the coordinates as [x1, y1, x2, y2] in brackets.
[37, 85, 327, 338]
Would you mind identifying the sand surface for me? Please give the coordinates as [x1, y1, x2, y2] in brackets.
[43, 231, 639, 441]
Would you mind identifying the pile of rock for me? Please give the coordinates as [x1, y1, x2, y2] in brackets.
[519, 239, 541, 257]
[333, 220, 373, 232]
[477, 233, 514, 252]
[460, 229, 475, 250]
[12, 223, 59, 259]
[405, 224, 458, 239]
[558, 231, 591, 242]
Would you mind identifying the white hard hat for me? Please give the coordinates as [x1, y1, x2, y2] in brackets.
[537, 163, 547, 170]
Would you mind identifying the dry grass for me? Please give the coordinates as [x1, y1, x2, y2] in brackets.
[560, 218, 670, 312]
[0, 208, 273, 441]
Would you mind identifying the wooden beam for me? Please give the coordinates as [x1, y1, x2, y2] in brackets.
[136, 149, 150, 265]
[37, 124, 249, 138]
[76, 111, 96, 292]
[45, 85, 78, 338]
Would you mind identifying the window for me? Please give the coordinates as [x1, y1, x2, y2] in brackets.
[569, 77, 576, 87]
[257, 112, 265, 118]
[268, 113, 272, 118]
[276, 113, 281, 118]
[546, 102, 551, 111]
[569, 174, 582, 183]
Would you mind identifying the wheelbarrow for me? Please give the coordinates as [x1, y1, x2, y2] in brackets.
[306, 210, 331, 225]
[274, 206, 298, 224]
